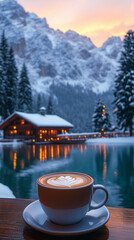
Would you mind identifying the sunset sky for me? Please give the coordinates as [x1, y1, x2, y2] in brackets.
[18, 0, 134, 47]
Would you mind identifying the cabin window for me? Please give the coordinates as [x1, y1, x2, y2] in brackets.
[14, 130, 17, 134]
[13, 126, 16, 129]
[21, 119, 25, 124]
[26, 130, 30, 135]
[40, 134, 42, 139]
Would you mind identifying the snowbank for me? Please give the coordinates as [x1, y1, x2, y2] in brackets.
[0, 183, 16, 198]
[86, 137, 134, 144]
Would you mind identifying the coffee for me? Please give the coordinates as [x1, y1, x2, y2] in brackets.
[37, 172, 108, 225]
[38, 173, 92, 188]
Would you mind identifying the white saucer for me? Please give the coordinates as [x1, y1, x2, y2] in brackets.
[23, 200, 110, 236]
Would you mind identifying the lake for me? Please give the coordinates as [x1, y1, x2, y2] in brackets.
[0, 141, 134, 208]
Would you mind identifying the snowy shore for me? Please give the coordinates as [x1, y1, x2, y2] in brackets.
[0, 183, 16, 198]
[86, 137, 134, 144]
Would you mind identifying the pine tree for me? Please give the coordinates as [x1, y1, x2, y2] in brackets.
[6, 47, 18, 115]
[0, 32, 9, 119]
[18, 63, 32, 112]
[113, 30, 134, 136]
[92, 100, 111, 132]
[47, 96, 53, 114]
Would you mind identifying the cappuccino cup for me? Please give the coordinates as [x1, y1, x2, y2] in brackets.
[37, 172, 108, 225]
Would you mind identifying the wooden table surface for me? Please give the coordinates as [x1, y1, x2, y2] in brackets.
[0, 198, 134, 240]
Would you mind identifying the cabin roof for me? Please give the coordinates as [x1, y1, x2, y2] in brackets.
[0, 111, 74, 128]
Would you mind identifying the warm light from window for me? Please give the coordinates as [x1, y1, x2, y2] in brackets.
[94, 134, 96, 137]
[99, 132, 101, 135]
[10, 131, 13, 135]
[33, 139, 35, 142]
[57, 138, 59, 140]
[26, 130, 30, 135]
[101, 129, 104, 131]
[103, 105, 105, 108]
[104, 132, 106, 134]
[13, 126, 16, 129]
[21, 119, 25, 124]
[40, 130, 42, 133]
[14, 130, 17, 134]
[62, 130, 65, 133]
[40, 134, 42, 139]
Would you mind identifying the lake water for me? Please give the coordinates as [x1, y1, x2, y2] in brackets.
[0, 142, 134, 208]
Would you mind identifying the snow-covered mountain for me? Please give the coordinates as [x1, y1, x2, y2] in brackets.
[0, 0, 122, 94]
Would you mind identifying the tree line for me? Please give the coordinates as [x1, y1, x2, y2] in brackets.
[92, 30, 134, 136]
[0, 32, 32, 119]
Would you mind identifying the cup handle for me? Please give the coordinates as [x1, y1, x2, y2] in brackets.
[90, 184, 108, 210]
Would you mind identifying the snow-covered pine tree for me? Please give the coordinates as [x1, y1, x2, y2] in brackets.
[0, 32, 9, 119]
[47, 96, 53, 114]
[0, 52, 4, 119]
[92, 99, 104, 132]
[6, 47, 18, 115]
[102, 111, 111, 131]
[113, 30, 134, 136]
[18, 63, 32, 112]
[92, 99, 111, 132]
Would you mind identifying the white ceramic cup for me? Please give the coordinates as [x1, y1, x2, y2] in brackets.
[37, 172, 108, 225]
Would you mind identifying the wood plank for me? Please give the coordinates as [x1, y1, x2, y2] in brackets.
[0, 199, 134, 240]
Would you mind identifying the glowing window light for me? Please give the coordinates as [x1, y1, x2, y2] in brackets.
[13, 126, 16, 129]
[21, 119, 25, 124]
[26, 130, 30, 135]
[14, 130, 17, 134]
[103, 105, 105, 108]
[40, 134, 42, 139]
[101, 129, 104, 131]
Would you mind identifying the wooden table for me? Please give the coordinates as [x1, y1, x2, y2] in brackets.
[0, 199, 134, 240]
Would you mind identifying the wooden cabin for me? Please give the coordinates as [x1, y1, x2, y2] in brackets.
[0, 108, 73, 143]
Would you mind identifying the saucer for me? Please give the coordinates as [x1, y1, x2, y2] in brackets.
[23, 200, 110, 236]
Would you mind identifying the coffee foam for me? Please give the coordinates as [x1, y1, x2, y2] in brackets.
[39, 173, 92, 188]
[47, 175, 83, 188]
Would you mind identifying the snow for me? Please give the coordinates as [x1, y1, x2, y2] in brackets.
[0, 183, 16, 198]
[86, 137, 134, 144]
[0, 0, 122, 95]
[1, 111, 73, 128]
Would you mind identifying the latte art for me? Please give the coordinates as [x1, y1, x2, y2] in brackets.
[47, 175, 83, 188]
[38, 172, 92, 188]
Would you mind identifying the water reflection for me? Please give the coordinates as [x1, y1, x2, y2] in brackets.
[0, 142, 134, 208]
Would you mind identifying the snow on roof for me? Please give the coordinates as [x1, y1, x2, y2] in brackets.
[15, 111, 73, 128]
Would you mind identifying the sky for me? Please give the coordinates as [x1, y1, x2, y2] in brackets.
[18, 0, 134, 47]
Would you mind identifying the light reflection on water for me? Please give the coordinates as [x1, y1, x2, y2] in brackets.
[0, 142, 134, 208]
